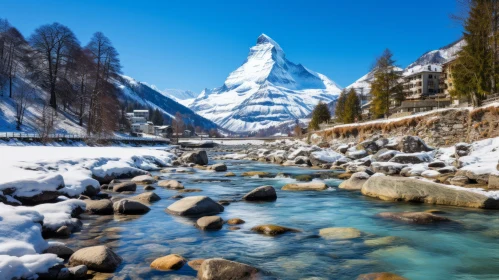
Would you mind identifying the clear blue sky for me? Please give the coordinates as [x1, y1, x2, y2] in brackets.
[2, 0, 463, 93]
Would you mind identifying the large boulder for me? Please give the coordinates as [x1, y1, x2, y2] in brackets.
[112, 182, 136, 192]
[489, 173, 499, 189]
[84, 199, 113, 215]
[150, 254, 187, 270]
[243, 186, 277, 201]
[339, 172, 370, 190]
[158, 180, 184, 189]
[69, 245, 122, 272]
[197, 258, 259, 280]
[113, 199, 150, 214]
[166, 196, 224, 216]
[281, 182, 328, 191]
[196, 216, 224, 230]
[361, 176, 499, 209]
[181, 150, 209, 165]
[398, 136, 434, 153]
[378, 211, 451, 224]
[0, 174, 64, 205]
[309, 150, 343, 166]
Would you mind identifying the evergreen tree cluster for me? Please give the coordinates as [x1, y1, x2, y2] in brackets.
[335, 88, 362, 123]
[370, 49, 403, 119]
[309, 101, 331, 130]
[451, 0, 499, 107]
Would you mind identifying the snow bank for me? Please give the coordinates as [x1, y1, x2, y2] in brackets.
[0, 146, 176, 198]
[0, 254, 62, 279]
[0, 174, 64, 199]
[29, 199, 85, 231]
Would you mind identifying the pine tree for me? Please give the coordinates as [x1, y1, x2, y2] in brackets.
[451, 0, 495, 106]
[335, 89, 347, 123]
[370, 49, 403, 118]
[344, 88, 362, 123]
[151, 108, 164, 125]
[309, 101, 331, 130]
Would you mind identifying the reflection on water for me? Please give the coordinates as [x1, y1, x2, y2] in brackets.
[61, 158, 499, 280]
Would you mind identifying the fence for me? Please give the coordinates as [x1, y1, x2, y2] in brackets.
[0, 132, 170, 143]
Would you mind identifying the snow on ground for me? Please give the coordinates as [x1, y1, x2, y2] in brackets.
[0, 146, 176, 193]
[0, 203, 63, 279]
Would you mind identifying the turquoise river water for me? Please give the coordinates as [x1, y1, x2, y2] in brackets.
[62, 155, 499, 280]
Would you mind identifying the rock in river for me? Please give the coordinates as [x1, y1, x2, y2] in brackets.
[243, 185, 277, 201]
[69, 245, 122, 272]
[282, 182, 328, 191]
[361, 175, 499, 209]
[181, 150, 209, 165]
[84, 199, 113, 215]
[166, 196, 224, 216]
[197, 216, 224, 230]
[251, 224, 300, 236]
[241, 171, 270, 177]
[113, 199, 150, 214]
[129, 192, 161, 204]
[112, 182, 136, 193]
[158, 180, 184, 189]
[378, 212, 451, 224]
[131, 175, 156, 184]
[227, 218, 245, 225]
[207, 163, 228, 172]
[43, 243, 74, 259]
[319, 227, 361, 239]
[197, 258, 259, 280]
[150, 254, 187, 270]
[339, 172, 370, 190]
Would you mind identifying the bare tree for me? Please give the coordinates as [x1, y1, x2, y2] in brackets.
[85, 32, 121, 136]
[172, 112, 184, 143]
[13, 80, 35, 130]
[29, 23, 78, 109]
[36, 104, 56, 143]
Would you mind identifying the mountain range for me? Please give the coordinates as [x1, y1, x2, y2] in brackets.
[188, 34, 342, 132]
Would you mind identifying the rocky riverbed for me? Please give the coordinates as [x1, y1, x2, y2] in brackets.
[2, 138, 499, 279]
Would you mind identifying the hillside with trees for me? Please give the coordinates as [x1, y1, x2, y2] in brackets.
[0, 18, 217, 136]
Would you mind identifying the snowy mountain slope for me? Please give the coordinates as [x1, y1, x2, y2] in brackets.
[404, 38, 465, 75]
[144, 85, 197, 106]
[190, 34, 342, 132]
[117, 76, 217, 129]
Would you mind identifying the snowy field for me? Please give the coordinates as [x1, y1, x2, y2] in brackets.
[179, 138, 267, 145]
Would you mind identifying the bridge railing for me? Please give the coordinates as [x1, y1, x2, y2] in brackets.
[0, 132, 170, 142]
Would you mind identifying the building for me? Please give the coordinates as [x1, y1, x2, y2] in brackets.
[126, 109, 154, 135]
[403, 66, 441, 99]
[154, 125, 173, 138]
[133, 110, 149, 120]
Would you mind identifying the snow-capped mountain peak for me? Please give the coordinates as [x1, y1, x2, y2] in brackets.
[190, 34, 342, 132]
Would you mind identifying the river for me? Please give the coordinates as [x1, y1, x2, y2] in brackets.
[62, 153, 499, 280]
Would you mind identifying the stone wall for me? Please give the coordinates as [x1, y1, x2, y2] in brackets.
[314, 104, 499, 147]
